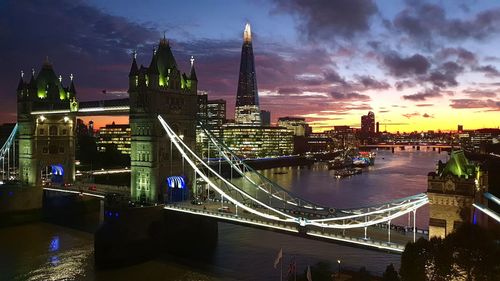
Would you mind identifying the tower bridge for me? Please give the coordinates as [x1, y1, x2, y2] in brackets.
[5, 32, 496, 268]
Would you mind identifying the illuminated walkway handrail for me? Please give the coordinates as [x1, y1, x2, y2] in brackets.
[159, 115, 297, 222]
[199, 121, 326, 212]
[160, 115, 429, 231]
[199, 121, 429, 222]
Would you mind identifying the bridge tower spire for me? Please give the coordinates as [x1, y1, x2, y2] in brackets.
[129, 37, 198, 203]
[17, 60, 77, 186]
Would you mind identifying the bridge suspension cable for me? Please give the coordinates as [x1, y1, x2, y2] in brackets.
[160, 116, 428, 229]
[198, 121, 428, 223]
[159, 116, 297, 222]
[0, 123, 18, 181]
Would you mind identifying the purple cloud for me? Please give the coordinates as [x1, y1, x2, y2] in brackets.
[403, 89, 442, 101]
[272, 0, 378, 40]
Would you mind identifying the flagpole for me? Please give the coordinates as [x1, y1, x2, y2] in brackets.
[280, 255, 283, 281]
[293, 256, 296, 281]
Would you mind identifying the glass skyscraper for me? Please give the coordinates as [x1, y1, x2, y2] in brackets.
[235, 23, 261, 125]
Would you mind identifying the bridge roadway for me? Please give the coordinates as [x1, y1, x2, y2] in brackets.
[42, 182, 429, 253]
[43, 183, 129, 199]
[164, 200, 427, 253]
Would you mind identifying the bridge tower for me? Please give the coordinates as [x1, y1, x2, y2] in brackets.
[128, 38, 198, 203]
[427, 150, 485, 238]
[17, 60, 78, 187]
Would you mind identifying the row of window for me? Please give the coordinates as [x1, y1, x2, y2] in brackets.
[41, 146, 65, 154]
[39, 126, 68, 136]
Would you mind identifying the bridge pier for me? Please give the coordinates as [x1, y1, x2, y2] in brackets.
[0, 186, 42, 227]
[94, 204, 218, 269]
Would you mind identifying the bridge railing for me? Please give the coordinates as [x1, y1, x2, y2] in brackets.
[160, 116, 429, 234]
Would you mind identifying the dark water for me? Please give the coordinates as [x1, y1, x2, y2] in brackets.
[0, 149, 448, 281]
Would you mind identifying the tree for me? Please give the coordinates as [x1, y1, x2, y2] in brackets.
[400, 238, 432, 281]
[382, 264, 399, 281]
[354, 266, 371, 281]
[400, 224, 500, 281]
[296, 261, 334, 281]
[444, 223, 500, 280]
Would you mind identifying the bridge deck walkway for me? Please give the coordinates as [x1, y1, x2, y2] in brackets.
[165, 201, 427, 253]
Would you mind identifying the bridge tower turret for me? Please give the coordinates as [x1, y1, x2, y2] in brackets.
[17, 59, 77, 187]
[129, 37, 198, 204]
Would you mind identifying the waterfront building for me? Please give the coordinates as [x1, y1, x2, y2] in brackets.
[458, 128, 500, 154]
[277, 117, 311, 154]
[306, 132, 335, 152]
[197, 90, 208, 123]
[196, 91, 208, 154]
[207, 99, 226, 138]
[427, 150, 487, 238]
[260, 110, 271, 126]
[88, 120, 94, 137]
[97, 122, 131, 154]
[235, 23, 261, 125]
[329, 126, 359, 149]
[222, 125, 293, 158]
[76, 119, 89, 137]
[360, 111, 375, 140]
[197, 94, 226, 157]
[277, 117, 310, 137]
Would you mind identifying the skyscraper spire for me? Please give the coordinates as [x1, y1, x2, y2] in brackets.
[235, 23, 261, 125]
[244, 23, 252, 43]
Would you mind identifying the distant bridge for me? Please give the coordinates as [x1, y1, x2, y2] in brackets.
[360, 144, 454, 150]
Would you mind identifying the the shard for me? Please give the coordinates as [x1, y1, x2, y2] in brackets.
[235, 23, 261, 125]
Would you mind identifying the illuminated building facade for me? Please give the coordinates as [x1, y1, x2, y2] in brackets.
[277, 117, 309, 137]
[235, 23, 261, 125]
[207, 99, 226, 139]
[128, 37, 198, 203]
[97, 122, 131, 154]
[427, 150, 486, 238]
[222, 125, 293, 158]
[17, 60, 77, 186]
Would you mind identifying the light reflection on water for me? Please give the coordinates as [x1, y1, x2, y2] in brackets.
[0, 149, 447, 280]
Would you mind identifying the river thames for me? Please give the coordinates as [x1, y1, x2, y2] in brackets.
[0, 149, 448, 281]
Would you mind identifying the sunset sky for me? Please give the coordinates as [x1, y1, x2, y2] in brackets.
[1, 0, 499, 132]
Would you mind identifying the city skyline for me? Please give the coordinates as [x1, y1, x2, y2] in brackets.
[1, 1, 500, 132]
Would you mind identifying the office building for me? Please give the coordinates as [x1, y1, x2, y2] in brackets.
[222, 125, 293, 158]
[277, 117, 310, 137]
[361, 111, 375, 135]
[97, 122, 131, 154]
[260, 110, 271, 126]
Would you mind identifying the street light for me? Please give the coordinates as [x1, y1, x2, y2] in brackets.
[337, 259, 341, 276]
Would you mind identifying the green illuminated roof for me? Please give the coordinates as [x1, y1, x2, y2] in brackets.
[148, 39, 178, 78]
[439, 150, 475, 179]
[33, 60, 74, 101]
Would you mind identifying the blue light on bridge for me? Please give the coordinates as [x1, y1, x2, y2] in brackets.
[51, 165, 64, 176]
[49, 236, 60, 252]
[167, 176, 186, 189]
